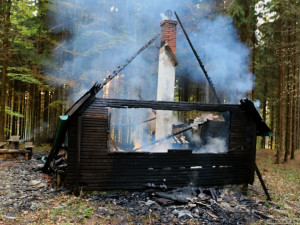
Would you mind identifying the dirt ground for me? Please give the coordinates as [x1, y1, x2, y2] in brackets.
[0, 149, 299, 224]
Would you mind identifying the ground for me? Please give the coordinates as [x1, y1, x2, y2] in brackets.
[248, 148, 300, 224]
[0, 149, 299, 224]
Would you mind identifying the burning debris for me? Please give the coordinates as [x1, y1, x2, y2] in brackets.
[131, 112, 225, 153]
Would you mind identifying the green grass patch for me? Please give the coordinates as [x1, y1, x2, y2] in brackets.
[33, 144, 51, 152]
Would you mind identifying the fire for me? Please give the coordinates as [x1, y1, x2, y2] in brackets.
[133, 141, 142, 150]
[102, 73, 126, 98]
[102, 80, 111, 98]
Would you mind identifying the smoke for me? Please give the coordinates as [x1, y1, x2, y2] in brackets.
[108, 108, 229, 153]
[193, 137, 227, 154]
[48, 0, 253, 103]
[160, 13, 169, 21]
[48, 0, 252, 153]
[253, 99, 261, 113]
[176, 15, 254, 103]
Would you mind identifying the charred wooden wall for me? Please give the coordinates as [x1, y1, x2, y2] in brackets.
[66, 98, 256, 191]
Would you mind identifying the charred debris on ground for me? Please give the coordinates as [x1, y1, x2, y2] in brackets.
[0, 153, 278, 224]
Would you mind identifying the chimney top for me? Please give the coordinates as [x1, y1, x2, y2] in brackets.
[160, 20, 178, 55]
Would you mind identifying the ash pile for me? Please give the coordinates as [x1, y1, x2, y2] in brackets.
[0, 152, 67, 219]
[88, 186, 274, 224]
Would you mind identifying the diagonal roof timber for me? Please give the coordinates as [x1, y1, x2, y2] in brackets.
[65, 34, 160, 117]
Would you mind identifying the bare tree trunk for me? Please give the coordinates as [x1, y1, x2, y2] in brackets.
[30, 85, 37, 142]
[20, 84, 26, 139]
[11, 81, 18, 135]
[25, 84, 33, 140]
[260, 81, 267, 149]
[269, 102, 274, 149]
[291, 15, 299, 159]
[0, 0, 12, 141]
[35, 87, 41, 145]
[250, 1, 256, 100]
[284, 20, 292, 162]
[287, 64, 293, 161]
[7, 82, 14, 137]
[43, 90, 50, 142]
[275, 98, 280, 162]
[284, 85, 290, 162]
[276, 4, 286, 164]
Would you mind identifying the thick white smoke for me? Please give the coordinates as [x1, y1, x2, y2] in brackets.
[194, 137, 227, 154]
[49, 0, 254, 103]
[49, 0, 251, 153]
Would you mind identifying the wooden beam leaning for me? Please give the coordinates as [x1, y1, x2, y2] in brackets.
[42, 115, 68, 173]
[44, 34, 160, 173]
[254, 163, 272, 201]
[95, 33, 160, 92]
[174, 11, 221, 104]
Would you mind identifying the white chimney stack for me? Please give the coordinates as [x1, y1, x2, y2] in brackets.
[155, 19, 178, 142]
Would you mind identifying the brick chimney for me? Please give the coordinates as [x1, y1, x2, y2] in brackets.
[160, 20, 178, 55]
[155, 19, 178, 143]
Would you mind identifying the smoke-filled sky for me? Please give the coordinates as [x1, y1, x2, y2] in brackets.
[49, 0, 254, 103]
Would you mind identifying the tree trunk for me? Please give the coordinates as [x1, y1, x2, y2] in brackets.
[0, 0, 12, 141]
[274, 98, 280, 163]
[35, 86, 41, 145]
[291, 13, 298, 160]
[284, 21, 292, 162]
[260, 80, 267, 149]
[20, 84, 26, 139]
[276, 4, 286, 164]
[11, 81, 18, 135]
[30, 85, 36, 142]
[250, 0, 256, 100]
[42, 90, 50, 142]
[270, 101, 274, 149]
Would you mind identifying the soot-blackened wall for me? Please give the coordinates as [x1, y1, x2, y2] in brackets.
[66, 98, 256, 191]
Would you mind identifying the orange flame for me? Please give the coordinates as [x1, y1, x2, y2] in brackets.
[133, 141, 142, 150]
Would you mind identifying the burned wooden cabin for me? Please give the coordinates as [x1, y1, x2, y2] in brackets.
[44, 17, 271, 193]
[57, 86, 270, 192]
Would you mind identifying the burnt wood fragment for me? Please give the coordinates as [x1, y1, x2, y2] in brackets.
[154, 192, 189, 204]
[175, 11, 221, 104]
[254, 163, 272, 201]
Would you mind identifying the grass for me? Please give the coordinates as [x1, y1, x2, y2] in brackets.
[0, 195, 96, 224]
[248, 148, 300, 220]
[33, 144, 52, 152]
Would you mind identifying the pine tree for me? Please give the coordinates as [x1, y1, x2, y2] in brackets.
[0, 0, 12, 141]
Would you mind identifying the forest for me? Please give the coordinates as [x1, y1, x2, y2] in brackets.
[0, 0, 299, 164]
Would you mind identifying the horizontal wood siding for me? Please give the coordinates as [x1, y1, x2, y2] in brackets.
[92, 98, 241, 112]
[66, 99, 256, 191]
[66, 116, 78, 186]
[67, 151, 251, 191]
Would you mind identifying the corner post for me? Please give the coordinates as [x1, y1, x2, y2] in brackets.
[75, 116, 82, 196]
